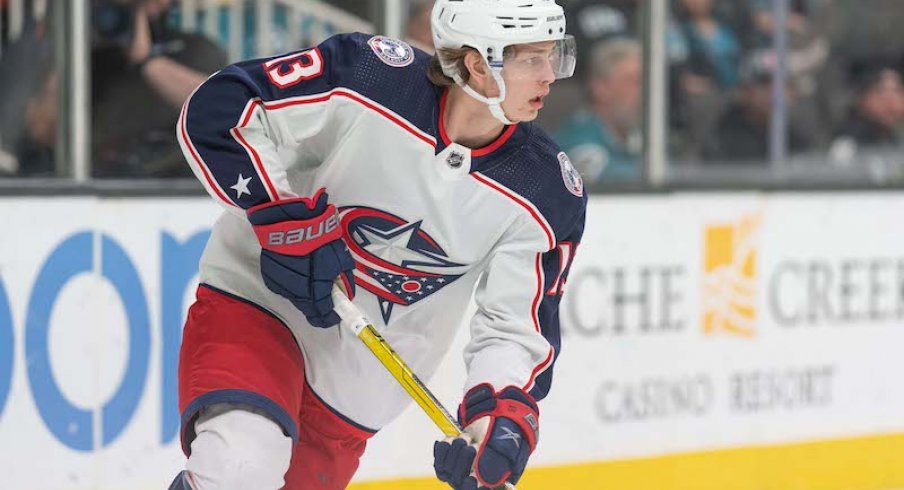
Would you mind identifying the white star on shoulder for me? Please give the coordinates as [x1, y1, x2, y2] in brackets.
[231, 173, 253, 199]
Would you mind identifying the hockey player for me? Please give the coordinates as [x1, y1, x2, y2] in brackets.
[169, 1, 585, 488]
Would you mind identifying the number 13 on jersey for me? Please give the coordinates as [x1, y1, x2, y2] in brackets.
[264, 48, 324, 88]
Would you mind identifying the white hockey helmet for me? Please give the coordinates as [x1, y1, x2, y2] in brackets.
[431, 0, 576, 124]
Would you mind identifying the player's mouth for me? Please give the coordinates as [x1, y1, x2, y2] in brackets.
[529, 95, 545, 109]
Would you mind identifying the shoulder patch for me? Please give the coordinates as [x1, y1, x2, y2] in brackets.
[558, 151, 584, 197]
[367, 36, 415, 67]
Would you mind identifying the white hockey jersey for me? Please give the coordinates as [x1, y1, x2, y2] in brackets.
[177, 33, 586, 433]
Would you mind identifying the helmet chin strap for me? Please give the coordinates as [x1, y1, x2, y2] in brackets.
[453, 68, 515, 125]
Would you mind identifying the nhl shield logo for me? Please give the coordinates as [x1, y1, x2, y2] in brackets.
[446, 151, 464, 168]
[558, 151, 584, 197]
[368, 36, 414, 67]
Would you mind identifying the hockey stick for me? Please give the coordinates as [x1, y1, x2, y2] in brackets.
[331, 287, 517, 490]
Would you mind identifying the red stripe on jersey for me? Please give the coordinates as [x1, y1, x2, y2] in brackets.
[437, 90, 451, 146]
[339, 272, 355, 301]
[179, 100, 235, 207]
[524, 347, 554, 392]
[437, 89, 516, 156]
[233, 100, 280, 200]
[470, 172, 556, 251]
[531, 252, 543, 332]
[264, 89, 436, 148]
[524, 253, 553, 392]
[471, 124, 517, 157]
[546, 241, 574, 295]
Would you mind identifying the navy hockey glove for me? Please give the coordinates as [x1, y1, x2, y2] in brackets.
[434, 384, 540, 489]
[434, 437, 479, 490]
[247, 189, 355, 328]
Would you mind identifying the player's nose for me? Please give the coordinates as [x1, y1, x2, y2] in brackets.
[538, 58, 555, 85]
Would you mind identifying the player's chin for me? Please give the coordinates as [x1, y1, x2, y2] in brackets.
[517, 108, 540, 122]
[507, 107, 540, 122]
[503, 105, 540, 123]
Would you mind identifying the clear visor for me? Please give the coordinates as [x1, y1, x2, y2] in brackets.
[499, 35, 576, 81]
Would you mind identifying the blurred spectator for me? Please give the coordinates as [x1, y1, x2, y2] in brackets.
[17, 70, 58, 175]
[405, 0, 434, 54]
[748, 0, 833, 47]
[91, 0, 226, 178]
[748, 0, 834, 145]
[669, 0, 741, 93]
[829, 61, 904, 164]
[712, 1, 757, 51]
[831, 0, 904, 68]
[0, 0, 57, 176]
[563, 0, 640, 79]
[668, 0, 741, 158]
[555, 38, 642, 182]
[702, 50, 811, 163]
[531, 0, 642, 133]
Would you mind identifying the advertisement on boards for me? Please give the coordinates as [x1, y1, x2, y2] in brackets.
[1, 194, 904, 489]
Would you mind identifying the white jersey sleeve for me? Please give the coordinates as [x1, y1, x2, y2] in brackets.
[464, 164, 586, 402]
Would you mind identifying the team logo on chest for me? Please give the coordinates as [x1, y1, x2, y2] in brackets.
[339, 206, 468, 322]
[367, 36, 415, 67]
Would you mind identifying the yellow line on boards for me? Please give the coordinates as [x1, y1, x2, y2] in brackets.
[348, 432, 904, 490]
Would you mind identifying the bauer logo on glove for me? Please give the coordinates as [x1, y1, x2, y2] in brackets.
[247, 188, 356, 328]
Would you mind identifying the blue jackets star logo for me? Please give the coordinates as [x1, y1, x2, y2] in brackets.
[339, 206, 469, 322]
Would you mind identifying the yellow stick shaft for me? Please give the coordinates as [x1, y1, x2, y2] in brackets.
[357, 324, 462, 437]
[331, 287, 517, 490]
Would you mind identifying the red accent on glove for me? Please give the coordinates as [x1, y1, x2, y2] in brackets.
[250, 202, 342, 256]
[458, 384, 541, 488]
[492, 398, 539, 451]
[459, 384, 540, 454]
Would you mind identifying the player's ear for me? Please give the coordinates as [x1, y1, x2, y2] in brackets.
[463, 50, 487, 79]
[463, 50, 498, 97]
